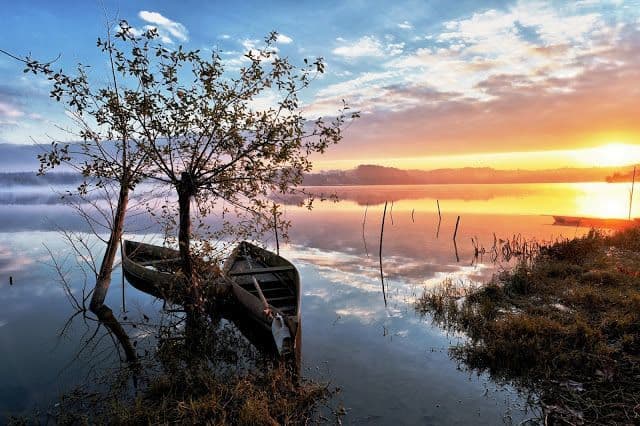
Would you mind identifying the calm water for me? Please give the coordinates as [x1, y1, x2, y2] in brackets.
[1, 182, 632, 423]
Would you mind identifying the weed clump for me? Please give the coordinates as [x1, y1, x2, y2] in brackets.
[416, 227, 640, 424]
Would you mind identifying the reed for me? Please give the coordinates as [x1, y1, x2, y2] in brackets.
[362, 203, 369, 257]
[452, 215, 460, 241]
[629, 165, 636, 220]
[379, 201, 388, 306]
[416, 226, 640, 424]
[436, 200, 441, 239]
[273, 203, 280, 255]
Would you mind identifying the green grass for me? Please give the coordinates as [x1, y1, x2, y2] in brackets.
[416, 228, 640, 424]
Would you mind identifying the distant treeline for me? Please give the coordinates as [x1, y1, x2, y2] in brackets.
[0, 164, 631, 188]
[606, 167, 637, 183]
[304, 164, 625, 185]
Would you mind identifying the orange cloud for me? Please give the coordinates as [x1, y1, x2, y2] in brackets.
[313, 28, 640, 170]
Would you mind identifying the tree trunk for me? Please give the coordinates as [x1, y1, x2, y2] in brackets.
[88, 181, 137, 363]
[177, 172, 201, 309]
[90, 183, 129, 310]
[177, 172, 208, 357]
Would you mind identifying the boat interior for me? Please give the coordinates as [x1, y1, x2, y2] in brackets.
[227, 252, 298, 316]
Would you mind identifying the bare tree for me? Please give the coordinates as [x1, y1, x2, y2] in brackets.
[76, 23, 358, 316]
[1, 22, 156, 362]
[2, 20, 356, 352]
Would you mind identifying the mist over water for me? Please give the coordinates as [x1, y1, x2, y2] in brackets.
[1, 182, 616, 423]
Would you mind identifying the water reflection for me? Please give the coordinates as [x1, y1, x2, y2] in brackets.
[280, 182, 640, 218]
[1, 183, 606, 423]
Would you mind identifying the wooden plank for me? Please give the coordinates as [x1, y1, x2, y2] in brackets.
[139, 257, 181, 266]
[251, 276, 270, 312]
[261, 286, 291, 294]
[229, 265, 294, 276]
[267, 296, 296, 304]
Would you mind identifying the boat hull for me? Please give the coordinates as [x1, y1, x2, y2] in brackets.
[552, 215, 638, 230]
[122, 240, 185, 302]
[223, 242, 301, 350]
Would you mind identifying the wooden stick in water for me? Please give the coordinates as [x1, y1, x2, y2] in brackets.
[362, 203, 369, 257]
[453, 215, 460, 241]
[379, 201, 388, 306]
[629, 165, 636, 220]
[436, 200, 442, 239]
[120, 239, 126, 313]
[273, 203, 280, 256]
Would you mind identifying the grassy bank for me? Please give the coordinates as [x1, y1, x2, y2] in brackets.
[10, 321, 332, 425]
[417, 227, 640, 424]
[54, 366, 329, 425]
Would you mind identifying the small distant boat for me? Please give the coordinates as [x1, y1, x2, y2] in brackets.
[552, 215, 639, 230]
[223, 241, 300, 355]
[122, 240, 185, 302]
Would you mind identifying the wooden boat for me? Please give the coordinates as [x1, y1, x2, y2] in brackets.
[222, 241, 300, 355]
[122, 240, 185, 302]
[552, 215, 639, 230]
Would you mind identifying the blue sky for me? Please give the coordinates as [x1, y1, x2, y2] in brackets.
[1, 0, 640, 170]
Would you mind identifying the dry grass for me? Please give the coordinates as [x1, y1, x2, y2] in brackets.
[38, 319, 332, 425]
[416, 228, 640, 424]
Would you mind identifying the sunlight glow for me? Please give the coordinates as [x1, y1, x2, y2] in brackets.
[573, 143, 640, 168]
[296, 183, 640, 219]
[313, 142, 640, 171]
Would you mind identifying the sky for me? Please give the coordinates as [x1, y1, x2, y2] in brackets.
[0, 0, 639, 171]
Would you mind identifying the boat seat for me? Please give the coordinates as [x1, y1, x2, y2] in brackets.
[139, 257, 181, 266]
[261, 286, 292, 294]
[266, 296, 296, 303]
[239, 279, 291, 291]
[229, 265, 295, 276]
[242, 283, 290, 293]
[243, 287, 293, 299]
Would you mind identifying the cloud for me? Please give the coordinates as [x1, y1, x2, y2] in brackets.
[276, 33, 293, 44]
[0, 101, 24, 119]
[304, 1, 640, 162]
[332, 36, 406, 59]
[222, 38, 280, 68]
[332, 36, 385, 58]
[0, 246, 33, 274]
[312, 0, 627, 118]
[0, 84, 49, 136]
[138, 10, 188, 43]
[242, 38, 279, 56]
[386, 42, 405, 56]
[316, 37, 640, 159]
[398, 21, 413, 30]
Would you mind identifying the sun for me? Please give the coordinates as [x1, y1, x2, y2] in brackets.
[575, 143, 640, 168]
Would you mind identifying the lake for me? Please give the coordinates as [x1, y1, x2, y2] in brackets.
[1, 182, 633, 424]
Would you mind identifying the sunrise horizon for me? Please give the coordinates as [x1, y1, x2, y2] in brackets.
[2, 1, 640, 173]
[311, 141, 640, 171]
[3, 2, 640, 424]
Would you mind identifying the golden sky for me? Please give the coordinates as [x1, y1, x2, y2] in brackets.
[314, 142, 640, 171]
